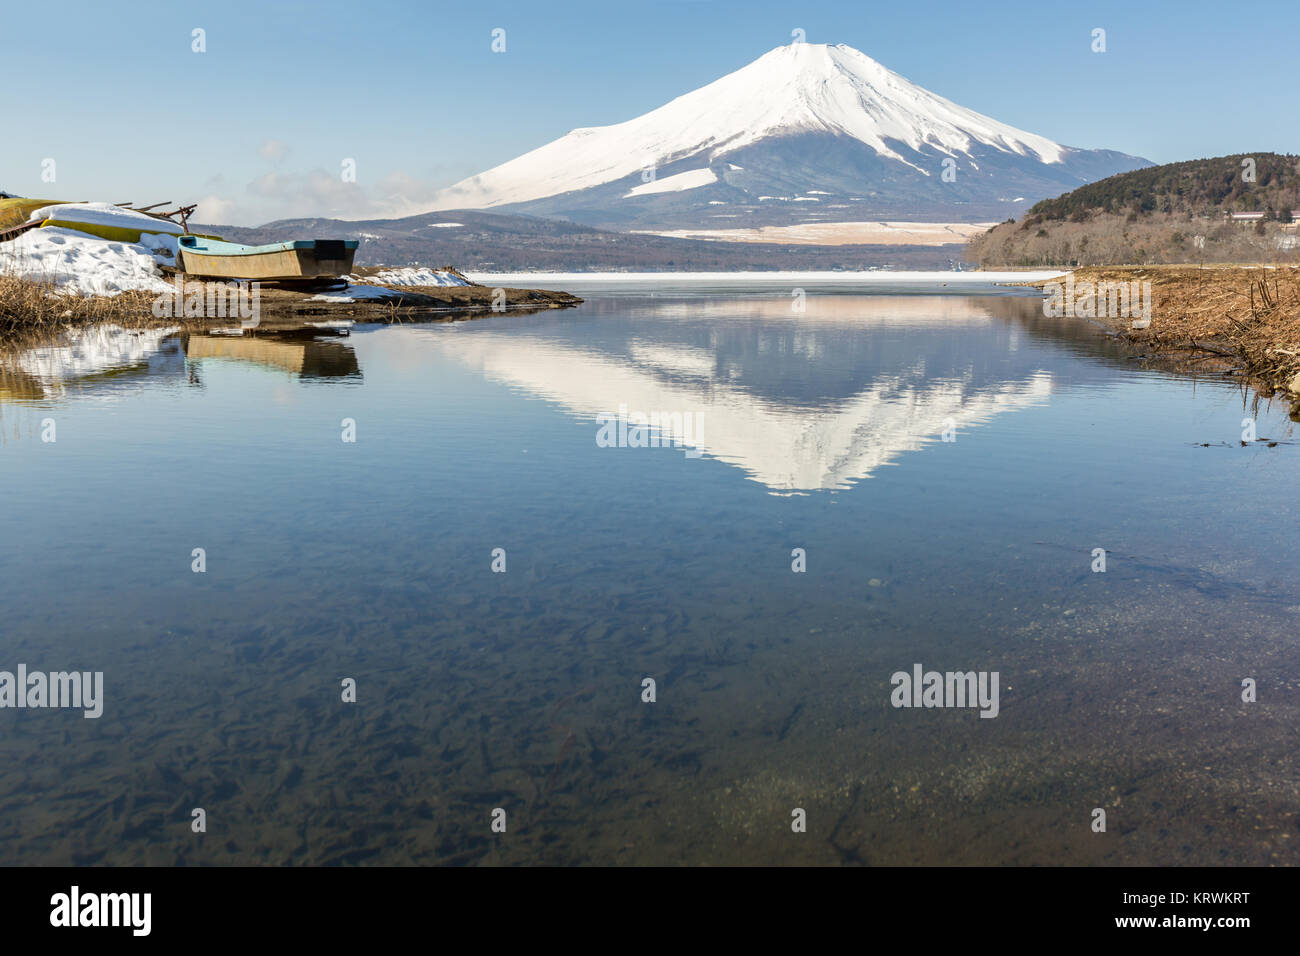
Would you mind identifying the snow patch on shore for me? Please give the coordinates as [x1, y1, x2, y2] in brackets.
[309, 284, 404, 302]
[312, 267, 472, 301]
[0, 202, 190, 296]
[0, 227, 174, 296]
[346, 267, 471, 287]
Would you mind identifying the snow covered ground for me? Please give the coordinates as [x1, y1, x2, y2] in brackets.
[312, 268, 472, 301]
[633, 220, 998, 246]
[0, 227, 177, 296]
[0, 203, 183, 296]
[346, 267, 471, 287]
[309, 284, 405, 302]
[1, 204, 471, 298]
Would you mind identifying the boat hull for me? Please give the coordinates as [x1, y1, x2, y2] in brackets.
[38, 219, 207, 245]
[0, 198, 65, 232]
[177, 238, 358, 281]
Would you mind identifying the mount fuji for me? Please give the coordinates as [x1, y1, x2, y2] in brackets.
[428, 43, 1150, 230]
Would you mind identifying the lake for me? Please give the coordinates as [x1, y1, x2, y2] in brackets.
[1, 278, 1297, 865]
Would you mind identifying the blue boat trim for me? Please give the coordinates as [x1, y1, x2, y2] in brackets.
[178, 236, 360, 256]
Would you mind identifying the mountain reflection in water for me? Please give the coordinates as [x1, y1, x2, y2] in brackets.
[426, 295, 1087, 491]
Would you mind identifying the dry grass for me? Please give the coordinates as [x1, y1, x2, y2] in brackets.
[1224, 271, 1300, 391]
[1, 267, 583, 342]
[0, 273, 156, 337]
[1033, 265, 1300, 405]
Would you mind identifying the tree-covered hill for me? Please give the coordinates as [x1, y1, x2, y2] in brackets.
[967, 154, 1300, 267]
[1028, 153, 1300, 222]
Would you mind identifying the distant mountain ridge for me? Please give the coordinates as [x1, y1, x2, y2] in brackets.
[201, 209, 969, 273]
[425, 43, 1151, 229]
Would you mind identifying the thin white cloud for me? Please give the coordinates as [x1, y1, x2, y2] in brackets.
[197, 167, 444, 226]
[258, 139, 290, 163]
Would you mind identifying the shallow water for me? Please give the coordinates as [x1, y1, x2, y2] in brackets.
[0, 287, 1297, 866]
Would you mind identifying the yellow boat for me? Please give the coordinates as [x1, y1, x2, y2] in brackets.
[35, 218, 210, 245]
[1, 199, 221, 245]
[0, 198, 68, 235]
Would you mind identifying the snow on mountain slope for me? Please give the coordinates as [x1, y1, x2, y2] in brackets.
[431, 43, 1074, 211]
[624, 168, 720, 198]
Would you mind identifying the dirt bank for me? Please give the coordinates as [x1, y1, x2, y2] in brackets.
[0, 274, 582, 338]
[250, 282, 583, 318]
[1025, 265, 1300, 417]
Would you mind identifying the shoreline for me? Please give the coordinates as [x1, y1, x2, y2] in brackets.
[11, 263, 1300, 424]
[0, 275, 582, 339]
[1022, 265, 1300, 419]
[468, 269, 1065, 284]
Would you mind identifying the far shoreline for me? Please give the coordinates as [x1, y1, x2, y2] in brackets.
[468, 269, 1067, 285]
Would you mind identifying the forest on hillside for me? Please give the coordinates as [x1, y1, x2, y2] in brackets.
[967, 153, 1300, 268]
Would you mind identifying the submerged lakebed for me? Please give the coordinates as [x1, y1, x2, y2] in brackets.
[0, 277, 1297, 865]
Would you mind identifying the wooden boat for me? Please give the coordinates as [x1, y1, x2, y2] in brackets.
[177, 236, 359, 281]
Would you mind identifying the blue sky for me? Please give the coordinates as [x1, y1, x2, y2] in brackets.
[2, 0, 1295, 224]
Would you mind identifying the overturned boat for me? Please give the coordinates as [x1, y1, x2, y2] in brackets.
[1, 199, 217, 245]
[176, 236, 359, 281]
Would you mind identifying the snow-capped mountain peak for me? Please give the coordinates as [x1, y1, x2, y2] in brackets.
[429, 43, 1147, 227]
[744, 44, 1067, 165]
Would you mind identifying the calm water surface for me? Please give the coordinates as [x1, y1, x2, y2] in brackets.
[1, 284, 1297, 865]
